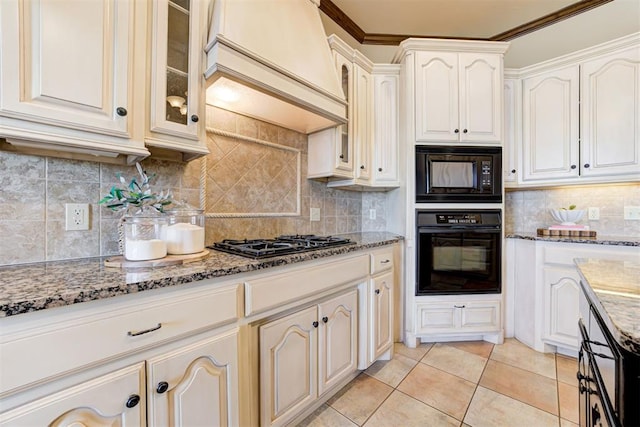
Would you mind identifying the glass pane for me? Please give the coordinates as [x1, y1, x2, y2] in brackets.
[170, 0, 190, 11]
[166, 70, 188, 125]
[341, 65, 349, 105]
[167, 4, 190, 73]
[340, 130, 349, 163]
[431, 162, 474, 187]
[340, 65, 349, 163]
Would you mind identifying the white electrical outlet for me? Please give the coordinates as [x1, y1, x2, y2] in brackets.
[65, 203, 90, 231]
[624, 206, 640, 220]
[310, 207, 320, 222]
[369, 209, 376, 220]
[588, 207, 600, 220]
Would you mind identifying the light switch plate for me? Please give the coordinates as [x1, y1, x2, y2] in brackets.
[310, 208, 320, 222]
[588, 207, 600, 220]
[624, 206, 640, 220]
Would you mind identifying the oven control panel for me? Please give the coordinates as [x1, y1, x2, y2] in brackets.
[481, 160, 492, 188]
[436, 214, 481, 224]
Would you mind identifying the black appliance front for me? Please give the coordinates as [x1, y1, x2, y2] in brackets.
[416, 145, 502, 203]
[416, 210, 501, 295]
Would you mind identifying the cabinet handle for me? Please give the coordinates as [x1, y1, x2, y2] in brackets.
[116, 107, 127, 117]
[584, 163, 590, 168]
[454, 129, 459, 133]
[463, 129, 468, 133]
[156, 381, 169, 394]
[375, 289, 380, 295]
[378, 167, 383, 172]
[453, 305, 465, 308]
[125, 394, 141, 408]
[579, 384, 596, 395]
[360, 165, 365, 169]
[312, 321, 319, 328]
[570, 165, 577, 169]
[511, 169, 516, 174]
[322, 316, 329, 323]
[576, 372, 593, 383]
[380, 259, 390, 264]
[190, 114, 199, 123]
[127, 323, 162, 337]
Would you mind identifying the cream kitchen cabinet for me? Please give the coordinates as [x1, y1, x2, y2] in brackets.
[0, 281, 242, 426]
[507, 238, 639, 355]
[259, 289, 358, 427]
[580, 46, 640, 179]
[415, 299, 502, 338]
[0, 0, 149, 162]
[145, 0, 209, 161]
[521, 65, 581, 182]
[413, 50, 504, 144]
[503, 77, 520, 186]
[0, 363, 146, 426]
[308, 36, 400, 190]
[512, 34, 639, 186]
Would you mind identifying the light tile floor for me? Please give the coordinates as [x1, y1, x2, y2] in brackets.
[298, 338, 579, 427]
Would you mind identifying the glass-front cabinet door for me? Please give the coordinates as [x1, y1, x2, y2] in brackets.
[149, 0, 204, 141]
[334, 53, 354, 174]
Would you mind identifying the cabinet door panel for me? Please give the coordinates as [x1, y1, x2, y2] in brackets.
[581, 48, 640, 178]
[544, 267, 580, 348]
[460, 302, 500, 331]
[147, 331, 239, 427]
[459, 53, 502, 142]
[522, 66, 580, 181]
[318, 290, 358, 395]
[260, 306, 317, 427]
[334, 52, 355, 173]
[372, 272, 394, 360]
[373, 73, 399, 184]
[354, 64, 372, 182]
[415, 52, 459, 142]
[0, 0, 131, 136]
[0, 363, 145, 427]
[503, 78, 519, 183]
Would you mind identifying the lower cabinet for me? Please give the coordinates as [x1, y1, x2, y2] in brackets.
[417, 300, 501, 334]
[0, 363, 146, 426]
[543, 267, 581, 349]
[259, 289, 358, 427]
[370, 271, 393, 362]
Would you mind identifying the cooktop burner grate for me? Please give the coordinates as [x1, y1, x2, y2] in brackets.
[209, 235, 353, 259]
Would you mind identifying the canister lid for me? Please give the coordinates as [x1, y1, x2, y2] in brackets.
[165, 201, 204, 216]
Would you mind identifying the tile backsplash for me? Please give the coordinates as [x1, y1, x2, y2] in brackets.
[0, 107, 386, 266]
[505, 184, 640, 236]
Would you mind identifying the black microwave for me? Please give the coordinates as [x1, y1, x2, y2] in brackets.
[416, 146, 502, 203]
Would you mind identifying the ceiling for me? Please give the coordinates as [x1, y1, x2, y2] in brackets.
[319, 0, 640, 67]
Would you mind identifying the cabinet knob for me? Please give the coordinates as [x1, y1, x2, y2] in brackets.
[454, 129, 459, 133]
[579, 385, 596, 395]
[125, 394, 141, 408]
[156, 381, 169, 394]
[570, 165, 577, 169]
[453, 304, 465, 308]
[360, 165, 365, 169]
[511, 169, 516, 174]
[375, 289, 380, 295]
[312, 321, 319, 328]
[378, 167, 383, 172]
[576, 372, 593, 383]
[190, 114, 199, 123]
[339, 154, 344, 159]
[463, 129, 468, 134]
[116, 107, 127, 117]
[322, 316, 328, 323]
[584, 163, 590, 168]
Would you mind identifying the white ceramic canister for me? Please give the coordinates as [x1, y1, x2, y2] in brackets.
[165, 203, 205, 255]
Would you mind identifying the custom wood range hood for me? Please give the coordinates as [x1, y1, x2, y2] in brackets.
[204, 0, 348, 134]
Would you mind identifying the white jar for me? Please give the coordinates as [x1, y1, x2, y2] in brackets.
[123, 215, 168, 261]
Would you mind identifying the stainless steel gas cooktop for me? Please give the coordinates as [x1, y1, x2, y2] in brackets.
[209, 235, 353, 259]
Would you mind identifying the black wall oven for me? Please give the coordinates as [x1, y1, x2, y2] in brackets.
[416, 145, 502, 203]
[416, 210, 501, 296]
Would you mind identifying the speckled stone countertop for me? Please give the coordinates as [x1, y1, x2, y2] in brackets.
[0, 232, 403, 319]
[575, 258, 640, 354]
[506, 232, 640, 246]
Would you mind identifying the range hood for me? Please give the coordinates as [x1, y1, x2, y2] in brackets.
[204, 0, 347, 134]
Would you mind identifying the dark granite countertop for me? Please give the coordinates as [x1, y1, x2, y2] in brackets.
[0, 232, 403, 319]
[506, 232, 640, 247]
[575, 258, 640, 354]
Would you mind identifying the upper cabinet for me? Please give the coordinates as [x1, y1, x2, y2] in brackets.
[414, 51, 504, 144]
[146, 0, 209, 161]
[507, 33, 640, 187]
[503, 78, 520, 186]
[0, 0, 209, 164]
[0, 0, 149, 162]
[308, 35, 400, 190]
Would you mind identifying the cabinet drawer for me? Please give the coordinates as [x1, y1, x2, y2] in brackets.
[0, 283, 241, 396]
[245, 254, 368, 316]
[370, 248, 394, 275]
[542, 244, 639, 266]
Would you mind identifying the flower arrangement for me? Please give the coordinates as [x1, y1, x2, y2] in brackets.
[99, 163, 173, 215]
